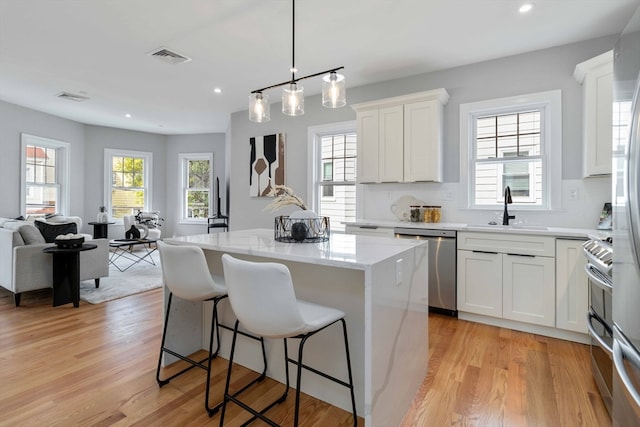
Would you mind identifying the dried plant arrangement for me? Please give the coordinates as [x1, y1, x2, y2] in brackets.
[263, 185, 308, 212]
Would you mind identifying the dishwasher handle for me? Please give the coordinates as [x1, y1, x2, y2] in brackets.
[394, 227, 457, 238]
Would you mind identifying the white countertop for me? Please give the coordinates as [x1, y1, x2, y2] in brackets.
[344, 219, 611, 239]
[164, 228, 426, 270]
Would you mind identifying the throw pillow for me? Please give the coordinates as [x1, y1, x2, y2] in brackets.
[34, 220, 78, 243]
[17, 224, 46, 245]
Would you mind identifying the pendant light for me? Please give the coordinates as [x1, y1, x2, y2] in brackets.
[248, 0, 346, 123]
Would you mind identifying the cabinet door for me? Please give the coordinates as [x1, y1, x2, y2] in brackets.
[581, 55, 613, 177]
[403, 100, 442, 182]
[457, 250, 502, 317]
[378, 105, 404, 182]
[503, 254, 555, 327]
[556, 239, 589, 333]
[356, 110, 379, 183]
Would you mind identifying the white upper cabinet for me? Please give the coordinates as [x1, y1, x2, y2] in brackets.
[352, 89, 449, 183]
[574, 50, 613, 177]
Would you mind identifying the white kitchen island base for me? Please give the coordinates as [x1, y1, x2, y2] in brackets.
[163, 229, 428, 426]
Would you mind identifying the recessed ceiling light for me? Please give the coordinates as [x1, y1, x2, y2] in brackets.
[519, 2, 534, 13]
[213, 87, 222, 94]
[125, 113, 132, 118]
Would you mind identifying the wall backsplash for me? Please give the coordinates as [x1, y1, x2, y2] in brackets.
[360, 177, 611, 230]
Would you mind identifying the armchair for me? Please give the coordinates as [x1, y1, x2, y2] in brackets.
[123, 213, 162, 240]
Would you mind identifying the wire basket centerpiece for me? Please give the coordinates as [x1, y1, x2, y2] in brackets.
[274, 215, 330, 243]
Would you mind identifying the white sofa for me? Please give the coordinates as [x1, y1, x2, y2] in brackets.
[0, 216, 109, 306]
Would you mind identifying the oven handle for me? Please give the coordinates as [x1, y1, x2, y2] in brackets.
[587, 308, 613, 357]
[613, 325, 640, 411]
[584, 263, 613, 293]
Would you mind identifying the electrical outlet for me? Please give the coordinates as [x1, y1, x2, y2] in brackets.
[569, 188, 579, 201]
[441, 190, 453, 201]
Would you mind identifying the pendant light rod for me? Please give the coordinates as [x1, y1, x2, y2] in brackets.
[291, 0, 295, 81]
[251, 66, 344, 94]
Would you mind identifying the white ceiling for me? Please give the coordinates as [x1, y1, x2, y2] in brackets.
[0, 0, 638, 135]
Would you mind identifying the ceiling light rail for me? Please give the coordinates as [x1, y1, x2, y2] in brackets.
[249, 0, 346, 123]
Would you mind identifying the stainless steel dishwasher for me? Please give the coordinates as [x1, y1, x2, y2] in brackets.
[394, 227, 457, 316]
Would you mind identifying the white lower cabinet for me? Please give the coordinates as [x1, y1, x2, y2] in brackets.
[457, 249, 502, 317]
[457, 232, 556, 328]
[502, 253, 555, 327]
[555, 239, 589, 334]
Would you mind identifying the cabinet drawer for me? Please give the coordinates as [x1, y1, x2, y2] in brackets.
[457, 232, 555, 257]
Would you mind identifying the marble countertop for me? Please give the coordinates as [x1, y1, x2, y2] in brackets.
[164, 228, 426, 270]
[344, 219, 611, 239]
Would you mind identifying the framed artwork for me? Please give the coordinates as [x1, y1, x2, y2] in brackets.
[250, 133, 285, 197]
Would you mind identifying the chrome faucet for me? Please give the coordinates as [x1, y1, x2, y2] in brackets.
[503, 186, 515, 225]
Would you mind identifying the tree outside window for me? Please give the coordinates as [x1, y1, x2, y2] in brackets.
[180, 153, 213, 221]
[105, 149, 152, 220]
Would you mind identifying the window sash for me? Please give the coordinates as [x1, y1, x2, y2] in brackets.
[105, 149, 152, 220]
[180, 154, 213, 222]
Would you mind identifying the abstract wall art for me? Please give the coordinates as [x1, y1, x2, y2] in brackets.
[250, 133, 285, 197]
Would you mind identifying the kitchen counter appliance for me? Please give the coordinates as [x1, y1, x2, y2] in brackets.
[584, 237, 614, 416]
[394, 227, 457, 316]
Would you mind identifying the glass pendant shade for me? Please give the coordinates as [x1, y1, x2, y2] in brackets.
[249, 92, 270, 123]
[282, 83, 304, 116]
[322, 72, 346, 108]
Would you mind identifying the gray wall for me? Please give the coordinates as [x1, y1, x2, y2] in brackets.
[0, 100, 226, 237]
[228, 35, 617, 230]
[166, 133, 227, 237]
[84, 125, 168, 237]
[0, 101, 86, 219]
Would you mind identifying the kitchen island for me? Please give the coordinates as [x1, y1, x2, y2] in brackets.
[163, 228, 428, 427]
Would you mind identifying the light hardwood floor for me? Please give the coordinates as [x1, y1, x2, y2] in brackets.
[0, 287, 610, 426]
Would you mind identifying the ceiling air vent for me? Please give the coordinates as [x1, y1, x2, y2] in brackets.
[148, 47, 192, 65]
[56, 92, 90, 102]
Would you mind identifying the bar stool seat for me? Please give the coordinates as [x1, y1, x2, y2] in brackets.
[220, 254, 357, 426]
[156, 242, 267, 417]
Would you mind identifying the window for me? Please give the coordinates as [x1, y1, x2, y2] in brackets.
[179, 153, 213, 221]
[308, 122, 357, 232]
[104, 149, 152, 220]
[21, 134, 70, 216]
[460, 90, 561, 210]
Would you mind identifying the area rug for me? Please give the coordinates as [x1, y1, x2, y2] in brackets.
[80, 251, 162, 304]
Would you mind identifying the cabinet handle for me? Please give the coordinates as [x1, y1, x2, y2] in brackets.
[506, 253, 535, 257]
[472, 250, 498, 255]
[359, 225, 378, 230]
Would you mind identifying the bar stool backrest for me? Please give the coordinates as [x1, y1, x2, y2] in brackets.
[221, 254, 306, 338]
[157, 241, 225, 301]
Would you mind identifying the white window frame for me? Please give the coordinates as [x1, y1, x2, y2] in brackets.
[20, 134, 70, 216]
[179, 152, 213, 224]
[307, 121, 358, 231]
[460, 90, 562, 211]
[104, 148, 153, 223]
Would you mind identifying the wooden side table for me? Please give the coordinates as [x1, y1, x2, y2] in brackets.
[88, 221, 115, 239]
[43, 244, 97, 308]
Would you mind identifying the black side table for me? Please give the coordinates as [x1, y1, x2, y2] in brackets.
[43, 244, 97, 308]
[207, 215, 229, 233]
[88, 221, 115, 239]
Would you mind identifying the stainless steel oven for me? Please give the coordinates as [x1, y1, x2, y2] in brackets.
[584, 238, 614, 416]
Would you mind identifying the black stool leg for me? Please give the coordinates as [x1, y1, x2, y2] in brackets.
[206, 296, 226, 415]
[341, 318, 358, 427]
[156, 292, 174, 386]
[156, 294, 221, 387]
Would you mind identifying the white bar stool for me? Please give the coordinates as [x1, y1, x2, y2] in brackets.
[156, 242, 267, 417]
[220, 254, 357, 426]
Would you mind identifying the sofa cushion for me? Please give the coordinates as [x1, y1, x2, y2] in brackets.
[34, 220, 77, 243]
[17, 224, 46, 245]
